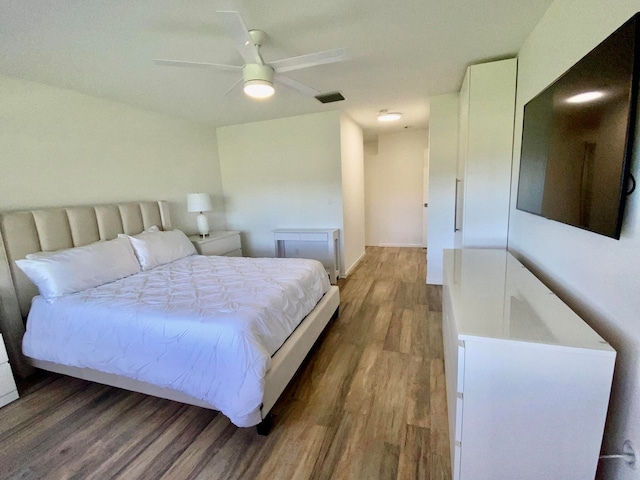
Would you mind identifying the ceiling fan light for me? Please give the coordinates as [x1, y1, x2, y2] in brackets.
[242, 64, 275, 99]
[377, 110, 402, 122]
[244, 80, 274, 99]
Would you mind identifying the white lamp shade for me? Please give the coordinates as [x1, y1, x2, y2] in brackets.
[187, 193, 213, 213]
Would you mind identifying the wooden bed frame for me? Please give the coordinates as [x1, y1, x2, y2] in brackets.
[0, 200, 339, 432]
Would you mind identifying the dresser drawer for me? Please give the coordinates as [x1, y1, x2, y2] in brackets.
[0, 338, 8, 364]
[453, 442, 462, 480]
[0, 362, 17, 398]
[455, 394, 464, 442]
[457, 343, 465, 393]
[299, 232, 328, 241]
[0, 390, 19, 408]
[274, 232, 301, 241]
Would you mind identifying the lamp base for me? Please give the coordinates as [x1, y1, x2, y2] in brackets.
[196, 212, 210, 237]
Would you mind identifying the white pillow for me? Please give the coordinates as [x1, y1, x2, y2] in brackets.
[117, 225, 160, 241]
[138, 225, 160, 235]
[126, 229, 196, 271]
[16, 237, 141, 300]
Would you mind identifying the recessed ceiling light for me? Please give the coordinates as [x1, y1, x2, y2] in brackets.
[377, 110, 402, 122]
[566, 91, 605, 104]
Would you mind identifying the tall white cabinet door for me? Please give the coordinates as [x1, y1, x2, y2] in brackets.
[454, 72, 470, 248]
[426, 93, 460, 285]
[458, 58, 517, 248]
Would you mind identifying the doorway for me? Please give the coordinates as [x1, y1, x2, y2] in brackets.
[364, 129, 429, 247]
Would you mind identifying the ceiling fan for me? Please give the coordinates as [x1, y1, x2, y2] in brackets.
[154, 10, 348, 100]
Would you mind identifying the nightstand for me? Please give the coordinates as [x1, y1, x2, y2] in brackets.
[190, 231, 242, 257]
[0, 334, 19, 408]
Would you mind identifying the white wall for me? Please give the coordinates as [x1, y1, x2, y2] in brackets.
[0, 75, 225, 233]
[340, 114, 366, 275]
[217, 111, 347, 260]
[364, 129, 428, 247]
[427, 94, 459, 284]
[509, 3, 640, 479]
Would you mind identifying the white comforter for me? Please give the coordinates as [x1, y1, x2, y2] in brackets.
[22, 255, 330, 427]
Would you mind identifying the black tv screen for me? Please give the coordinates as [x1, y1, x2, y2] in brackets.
[516, 14, 639, 239]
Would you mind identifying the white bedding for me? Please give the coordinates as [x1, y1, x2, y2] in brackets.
[22, 255, 331, 427]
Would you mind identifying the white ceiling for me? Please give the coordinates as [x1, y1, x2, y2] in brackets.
[0, 0, 553, 137]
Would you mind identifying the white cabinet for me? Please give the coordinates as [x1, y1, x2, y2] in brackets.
[455, 58, 517, 249]
[443, 249, 615, 480]
[426, 59, 516, 284]
[426, 93, 460, 285]
[0, 333, 19, 408]
[190, 231, 242, 257]
[274, 229, 340, 284]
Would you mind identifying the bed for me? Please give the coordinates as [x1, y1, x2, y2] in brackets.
[0, 200, 340, 432]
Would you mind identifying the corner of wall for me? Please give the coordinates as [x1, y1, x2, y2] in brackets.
[339, 114, 365, 276]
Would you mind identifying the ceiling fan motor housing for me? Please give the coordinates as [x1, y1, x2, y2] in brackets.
[248, 29, 267, 47]
[243, 63, 274, 84]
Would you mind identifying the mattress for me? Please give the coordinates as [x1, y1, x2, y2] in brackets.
[22, 255, 331, 427]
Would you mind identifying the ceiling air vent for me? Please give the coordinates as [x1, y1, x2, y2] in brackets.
[315, 91, 345, 104]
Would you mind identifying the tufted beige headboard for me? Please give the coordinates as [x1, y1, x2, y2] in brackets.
[0, 200, 171, 378]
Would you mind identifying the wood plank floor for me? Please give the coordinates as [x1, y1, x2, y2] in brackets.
[0, 247, 450, 480]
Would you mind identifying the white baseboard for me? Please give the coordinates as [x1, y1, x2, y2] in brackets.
[342, 250, 366, 278]
[377, 243, 425, 248]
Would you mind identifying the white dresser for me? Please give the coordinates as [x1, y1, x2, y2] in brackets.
[189, 231, 242, 257]
[443, 249, 615, 480]
[0, 333, 19, 408]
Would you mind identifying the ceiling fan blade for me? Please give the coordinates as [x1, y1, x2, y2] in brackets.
[271, 48, 348, 73]
[275, 75, 319, 97]
[223, 77, 243, 96]
[216, 10, 263, 65]
[153, 59, 242, 72]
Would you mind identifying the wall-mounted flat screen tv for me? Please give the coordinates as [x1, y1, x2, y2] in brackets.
[516, 13, 639, 239]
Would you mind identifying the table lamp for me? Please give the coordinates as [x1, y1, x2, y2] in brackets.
[187, 193, 213, 237]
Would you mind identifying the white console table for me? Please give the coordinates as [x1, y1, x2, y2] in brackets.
[274, 228, 340, 284]
[443, 249, 615, 480]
